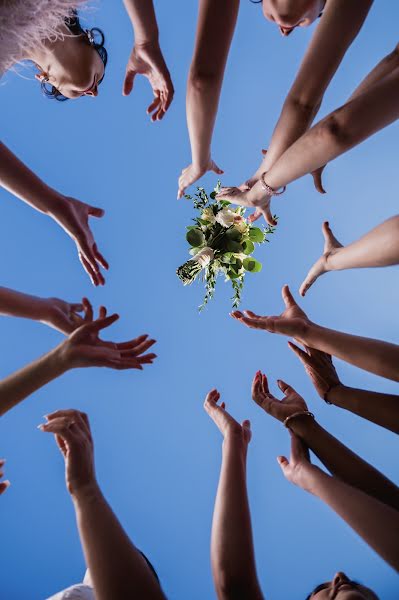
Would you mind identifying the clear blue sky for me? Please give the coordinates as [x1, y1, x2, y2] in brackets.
[0, 1, 398, 598]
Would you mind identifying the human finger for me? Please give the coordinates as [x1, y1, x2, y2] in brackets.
[82, 298, 94, 322]
[93, 244, 109, 270]
[123, 68, 137, 96]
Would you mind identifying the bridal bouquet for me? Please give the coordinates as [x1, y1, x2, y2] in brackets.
[177, 183, 275, 310]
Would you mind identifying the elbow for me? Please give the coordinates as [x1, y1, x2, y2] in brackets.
[315, 110, 354, 152]
[188, 67, 222, 92]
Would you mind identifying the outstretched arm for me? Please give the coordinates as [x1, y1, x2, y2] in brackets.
[300, 217, 399, 296]
[0, 142, 108, 286]
[40, 409, 166, 600]
[279, 434, 399, 572]
[122, 0, 174, 120]
[204, 390, 264, 600]
[177, 0, 239, 198]
[249, 0, 373, 182]
[252, 374, 399, 512]
[233, 285, 399, 382]
[0, 310, 156, 417]
[289, 342, 399, 434]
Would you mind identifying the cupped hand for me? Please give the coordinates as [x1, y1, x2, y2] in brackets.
[252, 371, 308, 423]
[59, 306, 157, 371]
[123, 42, 174, 121]
[0, 458, 10, 495]
[277, 432, 317, 492]
[53, 196, 108, 287]
[204, 389, 251, 445]
[299, 221, 342, 296]
[288, 342, 342, 400]
[231, 285, 311, 341]
[39, 409, 97, 498]
[177, 159, 223, 199]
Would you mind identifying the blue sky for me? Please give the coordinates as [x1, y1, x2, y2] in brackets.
[0, 1, 398, 598]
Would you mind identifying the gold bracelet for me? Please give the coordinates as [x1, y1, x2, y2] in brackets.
[284, 411, 315, 429]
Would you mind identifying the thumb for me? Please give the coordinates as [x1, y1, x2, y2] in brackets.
[211, 162, 224, 175]
[123, 69, 136, 96]
[311, 167, 326, 194]
[277, 455, 289, 472]
[88, 205, 105, 218]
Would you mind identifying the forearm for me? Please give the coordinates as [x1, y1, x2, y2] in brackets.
[328, 385, 399, 435]
[122, 0, 159, 44]
[0, 287, 48, 322]
[0, 345, 67, 416]
[326, 215, 399, 272]
[290, 417, 399, 510]
[300, 323, 399, 382]
[187, 0, 239, 167]
[211, 436, 263, 600]
[0, 142, 64, 216]
[308, 468, 399, 571]
[73, 485, 165, 600]
[261, 68, 399, 191]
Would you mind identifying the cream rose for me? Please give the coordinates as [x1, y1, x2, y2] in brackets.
[194, 247, 215, 267]
[215, 208, 236, 228]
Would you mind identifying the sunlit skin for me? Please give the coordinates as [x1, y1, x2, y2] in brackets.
[28, 24, 105, 99]
[262, 0, 326, 36]
[310, 571, 379, 599]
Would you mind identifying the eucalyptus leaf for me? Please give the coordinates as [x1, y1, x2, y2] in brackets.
[243, 257, 262, 273]
[187, 228, 205, 247]
[242, 240, 255, 255]
[249, 227, 265, 243]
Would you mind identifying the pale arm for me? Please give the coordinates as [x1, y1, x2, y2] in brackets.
[290, 415, 399, 511]
[255, 0, 373, 177]
[212, 436, 264, 600]
[177, 0, 239, 198]
[122, 0, 159, 44]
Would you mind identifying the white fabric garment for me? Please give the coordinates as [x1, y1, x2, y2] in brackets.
[0, 0, 89, 75]
[46, 583, 95, 600]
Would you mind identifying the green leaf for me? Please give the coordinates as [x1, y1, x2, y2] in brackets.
[186, 228, 205, 247]
[227, 269, 240, 279]
[243, 257, 262, 273]
[220, 252, 235, 264]
[242, 240, 255, 255]
[226, 227, 242, 242]
[226, 240, 242, 253]
[210, 191, 216, 199]
[249, 227, 265, 243]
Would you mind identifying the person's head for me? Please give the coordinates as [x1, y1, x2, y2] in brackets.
[306, 572, 379, 600]
[252, 0, 326, 36]
[32, 11, 107, 100]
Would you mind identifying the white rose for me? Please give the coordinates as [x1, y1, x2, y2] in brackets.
[215, 208, 236, 228]
[194, 247, 215, 267]
[201, 208, 216, 224]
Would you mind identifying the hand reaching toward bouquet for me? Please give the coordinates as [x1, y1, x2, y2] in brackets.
[177, 159, 224, 200]
[0, 458, 10, 496]
[204, 389, 251, 447]
[231, 285, 311, 341]
[289, 342, 342, 401]
[39, 409, 97, 498]
[123, 41, 174, 121]
[216, 184, 276, 226]
[299, 221, 342, 297]
[252, 371, 308, 423]
[59, 305, 157, 371]
[52, 196, 108, 287]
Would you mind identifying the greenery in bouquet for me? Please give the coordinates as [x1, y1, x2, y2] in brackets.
[177, 183, 276, 310]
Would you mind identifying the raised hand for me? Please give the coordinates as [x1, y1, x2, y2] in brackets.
[252, 371, 308, 423]
[59, 306, 157, 371]
[39, 409, 96, 498]
[277, 433, 316, 492]
[40, 297, 85, 334]
[204, 389, 251, 445]
[0, 458, 10, 495]
[177, 159, 223, 199]
[289, 342, 342, 400]
[52, 197, 108, 287]
[231, 284, 311, 341]
[300, 222, 342, 296]
[123, 42, 174, 121]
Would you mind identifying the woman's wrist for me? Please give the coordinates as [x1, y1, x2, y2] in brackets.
[71, 481, 102, 506]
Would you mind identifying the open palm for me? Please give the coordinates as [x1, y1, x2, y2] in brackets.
[252, 371, 308, 423]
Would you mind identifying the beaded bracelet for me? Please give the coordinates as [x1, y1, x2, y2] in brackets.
[284, 410, 315, 429]
[260, 171, 287, 196]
